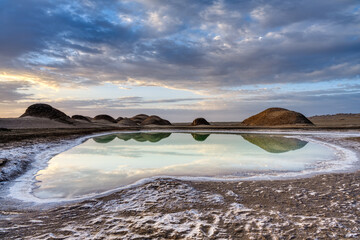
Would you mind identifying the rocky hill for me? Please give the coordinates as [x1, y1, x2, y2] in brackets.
[242, 108, 313, 126]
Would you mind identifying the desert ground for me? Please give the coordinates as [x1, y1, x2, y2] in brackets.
[0, 113, 359, 239]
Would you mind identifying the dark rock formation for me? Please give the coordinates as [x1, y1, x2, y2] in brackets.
[191, 133, 210, 141]
[241, 134, 308, 153]
[130, 114, 149, 124]
[92, 135, 116, 144]
[72, 115, 91, 122]
[93, 114, 117, 123]
[242, 108, 314, 126]
[0, 128, 10, 132]
[191, 118, 210, 126]
[141, 115, 171, 125]
[116, 117, 124, 122]
[118, 118, 138, 126]
[20, 103, 72, 124]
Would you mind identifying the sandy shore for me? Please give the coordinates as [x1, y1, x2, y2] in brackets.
[0, 118, 359, 239]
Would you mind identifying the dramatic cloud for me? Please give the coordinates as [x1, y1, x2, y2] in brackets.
[0, 0, 359, 119]
[1, 0, 359, 87]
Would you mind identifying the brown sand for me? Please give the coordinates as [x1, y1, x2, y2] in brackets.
[309, 113, 360, 127]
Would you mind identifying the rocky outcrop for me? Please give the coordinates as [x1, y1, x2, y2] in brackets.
[20, 103, 73, 124]
[72, 115, 91, 122]
[116, 117, 124, 122]
[191, 118, 210, 126]
[93, 115, 117, 123]
[130, 114, 149, 124]
[141, 115, 171, 125]
[242, 108, 314, 126]
[118, 118, 138, 126]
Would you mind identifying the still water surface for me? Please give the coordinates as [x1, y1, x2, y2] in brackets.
[33, 132, 334, 199]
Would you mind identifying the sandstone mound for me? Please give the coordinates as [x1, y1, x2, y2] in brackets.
[130, 114, 149, 124]
[241, 134, 308, 153]
[191, 118, 210, 126]
[72, 115, 91, 122]
[141, 115, 171, 125]
[118, 118, 138, 126]
[20, 103, 72, 124]
[242, 108, 313, 126]
[93, 114, 117, 123]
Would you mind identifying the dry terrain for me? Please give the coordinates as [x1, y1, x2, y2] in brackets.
[309, 114, 360, 127]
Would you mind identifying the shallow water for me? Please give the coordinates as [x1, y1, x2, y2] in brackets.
[33, 132, 334, 199]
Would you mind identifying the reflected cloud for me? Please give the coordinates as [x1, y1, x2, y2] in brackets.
[241, 134, 308, 153]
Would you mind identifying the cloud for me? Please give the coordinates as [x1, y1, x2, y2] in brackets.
[0, 96, 207, 118]
[0, 0, 359, 119]
[0, 0, 359, 90]
[0, 81, 32, 101]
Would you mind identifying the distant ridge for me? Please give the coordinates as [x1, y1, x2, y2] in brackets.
[309, 113, 360, 127]
[118, 118, 138, 126]
[72, 115, 91, 122]
[141, 115, 171, 125]
[310, 113, 360, 118]
[93, 114, 117, 123]
[130, 114, 149, 124]
[242, 108, 313, 126]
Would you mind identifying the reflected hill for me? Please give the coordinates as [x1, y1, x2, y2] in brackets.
[191, 133, 210, 142]
[92, 135, 117, 144]
[241, 134, 308, 153]
[116, 132, 171, 143]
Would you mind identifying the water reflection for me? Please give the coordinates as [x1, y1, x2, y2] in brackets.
[33, 132, 332, 199]
[93, 133, 308, 154]
[241, 134, 308, 153]
[191, 133, 210, 142]
[93, 135, 117, 143]
[116, 132, 171, 142]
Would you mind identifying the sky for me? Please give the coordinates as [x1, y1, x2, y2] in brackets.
[0, 0, 359, 122]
